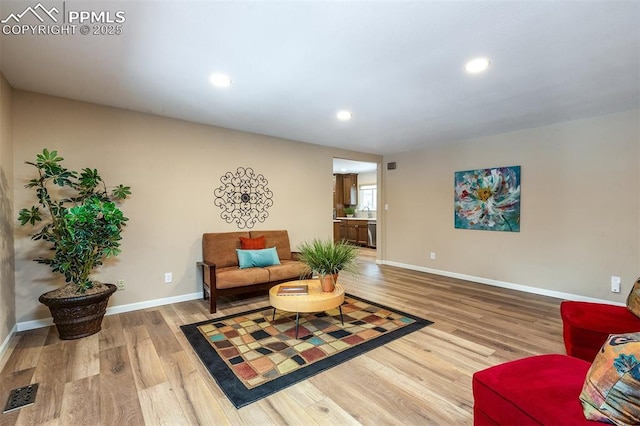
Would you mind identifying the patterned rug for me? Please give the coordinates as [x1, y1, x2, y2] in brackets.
[181, 293, 433, 408]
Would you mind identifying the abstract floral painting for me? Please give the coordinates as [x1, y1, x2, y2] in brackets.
[454, 166, 521, 232]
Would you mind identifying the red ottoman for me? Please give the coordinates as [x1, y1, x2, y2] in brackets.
[560, 301, 640, 362]
[473, 354, 591, 425]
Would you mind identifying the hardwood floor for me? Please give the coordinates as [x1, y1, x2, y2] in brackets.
[0, 248, 566, 425]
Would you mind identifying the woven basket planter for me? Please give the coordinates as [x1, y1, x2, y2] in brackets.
[39, 283, 117, 340]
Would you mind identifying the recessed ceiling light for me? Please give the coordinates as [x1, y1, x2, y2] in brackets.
[210, 73, 232, 87]
[337, 110, 352, 121]
[465, 58, 491, 74]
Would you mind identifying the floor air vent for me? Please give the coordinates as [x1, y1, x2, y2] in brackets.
[3, 384, 38, 413]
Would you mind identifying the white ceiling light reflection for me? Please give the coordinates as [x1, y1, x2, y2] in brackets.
[337, 110, 352, 121]
[210, 73, 232, 87]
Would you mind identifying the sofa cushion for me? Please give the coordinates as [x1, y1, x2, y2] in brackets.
[580, 332, 640, 425]
[561, 301, 640, 362]
[473, 354, 591, 425]
[203, 232, 249, 267]
[265, 260, 309, 282]
[215, 266, 270, 289]
[250, 230, 292, 261]
[236, 247, 281, 269]
[626, 278, 640, 319]
[240, 236, 266, 250]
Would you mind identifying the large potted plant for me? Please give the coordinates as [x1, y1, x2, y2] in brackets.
[18, 149, 131, 340]
[297, 238, 358, 292]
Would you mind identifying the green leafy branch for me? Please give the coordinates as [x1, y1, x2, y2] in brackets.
[18, 149, 131, 292]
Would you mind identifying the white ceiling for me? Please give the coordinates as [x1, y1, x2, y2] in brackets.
[333, 158, 376, 174]
[1, 1, 638, 155]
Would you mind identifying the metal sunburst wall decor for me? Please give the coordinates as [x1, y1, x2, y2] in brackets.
[213, 167, 274, 229]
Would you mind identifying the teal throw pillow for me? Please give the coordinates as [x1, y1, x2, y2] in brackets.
[236, 247, 281, 269]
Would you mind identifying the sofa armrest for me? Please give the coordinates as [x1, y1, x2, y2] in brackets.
[197, 261, 217, 287]
[291, 251, 302, 261]
[197, 261, 219, 313]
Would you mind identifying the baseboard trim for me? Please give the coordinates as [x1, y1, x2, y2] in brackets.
[381, 260, 625, 306]
[105, 292, 202, 315]
[16, 291, 203, 332]
[14, 263, 624, 333]
[0, 324, 18, 362]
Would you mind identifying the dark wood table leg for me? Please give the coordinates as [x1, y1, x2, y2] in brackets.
[272, 308, 276, 321]
[339, 305, 344, 325]
[295, 312, 300, 339]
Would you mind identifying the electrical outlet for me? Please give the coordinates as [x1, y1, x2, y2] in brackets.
[611, 276, 621, 293]
[165, 272, 172, 283]
[116, 279, 125, 290]
[430, 252, 436, 260]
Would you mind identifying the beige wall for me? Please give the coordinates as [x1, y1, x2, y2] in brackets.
[0, 72, 15, 344]
[10, 88, 638, 325]
[358, 171, 377, 186]
[383, 110, 640, 303]
[12, 91, 380, 323]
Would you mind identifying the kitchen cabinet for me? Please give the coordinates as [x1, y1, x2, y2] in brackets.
[355, 222, 368, 246]
[333, 174, 345, 217]
[339, 220, 348, 242]
[339, 219, 368, 246]
[342, 174, 358, 206]
[346, 222, 357, 243]
[333, 173, 357, 215]
[333, 174, 343, 206]
[333, 221, 340, 243]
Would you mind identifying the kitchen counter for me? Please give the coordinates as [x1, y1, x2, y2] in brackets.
[333, 217, 376, 248]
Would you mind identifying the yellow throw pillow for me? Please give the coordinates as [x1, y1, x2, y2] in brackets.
[580, 332, 640, 425]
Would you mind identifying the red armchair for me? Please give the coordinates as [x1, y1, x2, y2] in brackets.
[473, 354, 592, 425]
[473, 299, 640, 425]
[560, 300, 640, 362]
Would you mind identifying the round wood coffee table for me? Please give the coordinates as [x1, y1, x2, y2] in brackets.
[269, 279, 345, 338]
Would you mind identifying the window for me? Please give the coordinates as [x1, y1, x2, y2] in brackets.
[359, 185, 376, 211]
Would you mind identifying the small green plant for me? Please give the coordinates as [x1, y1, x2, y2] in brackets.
[18, 149, 131, 293]
[344, 207, 356, 215]
[297, 238, 358, 278]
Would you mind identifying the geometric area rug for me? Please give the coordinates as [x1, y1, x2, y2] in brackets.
[181, 293, 433, 408]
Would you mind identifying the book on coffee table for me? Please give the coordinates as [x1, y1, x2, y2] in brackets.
[277, 285, 308, 296]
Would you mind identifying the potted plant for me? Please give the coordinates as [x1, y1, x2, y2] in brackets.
[344, 207, 356, 217]
[297, 239, 358, 292]
[18, 149, 131, 340]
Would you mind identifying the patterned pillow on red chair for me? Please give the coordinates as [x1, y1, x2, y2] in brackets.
[580, 332, 640, 424]
[626, 277, 640, 318]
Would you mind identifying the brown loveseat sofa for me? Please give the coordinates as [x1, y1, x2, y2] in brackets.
[198, 230, 310, 313]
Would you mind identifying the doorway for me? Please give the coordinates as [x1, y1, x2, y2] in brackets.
[332, 158, 378, 252]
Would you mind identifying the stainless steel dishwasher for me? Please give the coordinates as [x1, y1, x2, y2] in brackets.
[367, 221, 376, 248]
